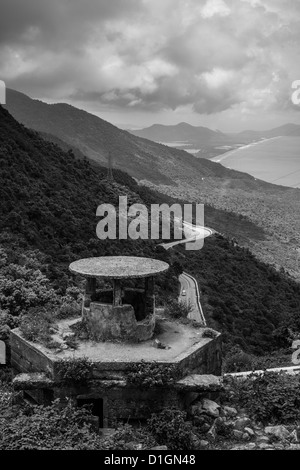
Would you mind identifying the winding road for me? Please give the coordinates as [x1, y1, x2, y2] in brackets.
[159, 221, 214, 250]
[179, 272, 206, 325]
[159, 221, 213, 326]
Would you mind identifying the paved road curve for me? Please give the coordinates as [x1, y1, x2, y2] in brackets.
[179, 272, 206, 325]
[159, 222, 214, 250]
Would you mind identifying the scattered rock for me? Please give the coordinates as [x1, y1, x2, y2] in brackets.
[190, 433, 203, 450]
[135, 444, 144, 450]
[199, 423, 212, 433]
[199, 440, 209, 449]
[150, 446, 168, 450]
[273, 444, 285, 450]
[257, 436, 270, 443]
[152, 339, 170, 349]
[244, 427, 255, 437]
[207, 424, 217, 441]
[258, 443, 273, 450]
[289, 444, 300, 450]
[201, 399, 220, 418]
[234, 417, 252, 431]
[223, 406, 238, 418]
[231, 443, 256, 450]
[290, 429, 298, 443]
[265, 425, 290, 441]
[233, 430, 244, 440]
[245, 443, 256, 450]
[62, 332, 74, 340]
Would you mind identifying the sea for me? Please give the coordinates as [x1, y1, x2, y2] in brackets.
[211, 136, 300, 189]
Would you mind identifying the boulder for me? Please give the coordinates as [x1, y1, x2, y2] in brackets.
[223, 406, 238, 418]
[201, 398, 220, 418]
[265, 425, 290, 441]
[234, 417, 252, 431]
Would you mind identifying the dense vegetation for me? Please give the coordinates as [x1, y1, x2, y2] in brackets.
[223, 372, 300, 425]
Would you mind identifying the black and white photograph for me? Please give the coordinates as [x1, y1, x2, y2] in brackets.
[1, 0, 300, 456]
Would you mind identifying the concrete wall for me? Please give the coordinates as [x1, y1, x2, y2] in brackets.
[10, 330, 54, 377]
[83, 302, 155, 342]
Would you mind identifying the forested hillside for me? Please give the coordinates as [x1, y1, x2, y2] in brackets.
[1, 105, 300, 361]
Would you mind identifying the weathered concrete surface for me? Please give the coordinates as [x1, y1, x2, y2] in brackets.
[174, 374, 223, 392]
[69, 256, 169, 279]
[13, 372, 54, 390]
[10, 330, 54, 376]
[83, 302, 155, 342]
[11, 319, 222, 381]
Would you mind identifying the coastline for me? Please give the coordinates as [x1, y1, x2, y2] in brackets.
[211, 136, 283, 163]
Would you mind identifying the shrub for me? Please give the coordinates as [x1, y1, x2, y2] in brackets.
[223, 350, 254, 373]
[202, 328, 218, 339]
[126, 360, 180, 387]
[223, 371, 300, 424]
[164, 298, 192, 319]
[102, 424, 156, 450]
[19, 306, 56, 343]
[0, 310, 20, 329]
[56, 357, 92, 384]
[147, 408, 193, 450]
[0, 398, 102, 450]
[56, 299, 81, 320]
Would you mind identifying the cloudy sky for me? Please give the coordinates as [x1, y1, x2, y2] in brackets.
[1, 0, 300, 131]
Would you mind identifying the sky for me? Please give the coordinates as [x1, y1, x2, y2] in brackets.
[1, 0, 300, 131]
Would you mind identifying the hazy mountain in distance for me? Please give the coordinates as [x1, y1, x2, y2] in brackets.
[132, 122, 300, 143]
[4, 88, 257, 186]
[229, 123, 300, 141]
[130, 122, 230, 144]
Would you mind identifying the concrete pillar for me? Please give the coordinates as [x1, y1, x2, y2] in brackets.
[84, 277, 96, 308]
[113, 279, 122, 306]
[145, 276, 155, 316]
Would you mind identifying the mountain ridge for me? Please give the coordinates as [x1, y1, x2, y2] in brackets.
[4, 88, 263, 187]
[131, 121, 300, 142]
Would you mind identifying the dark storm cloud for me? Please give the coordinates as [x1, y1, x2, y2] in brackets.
[0, 0, 141, 46]
[0, 0, 300, 117]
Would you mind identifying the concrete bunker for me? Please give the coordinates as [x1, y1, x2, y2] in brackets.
[69, 256, 169, 342]
[10, 256, 222, 428]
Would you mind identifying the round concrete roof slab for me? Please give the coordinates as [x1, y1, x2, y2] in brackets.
[69, 256, 169, 279]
